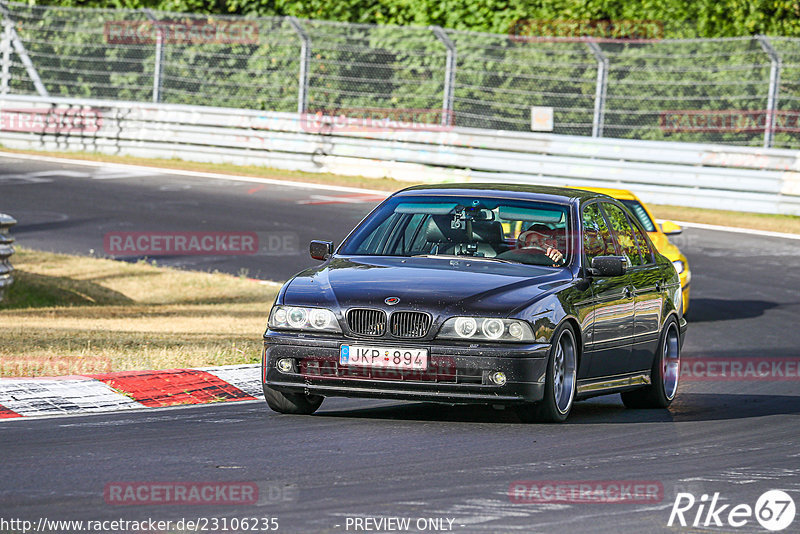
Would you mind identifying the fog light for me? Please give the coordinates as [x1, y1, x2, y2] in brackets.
[489, 371, 507, 386]
[276, 358, 294, 373]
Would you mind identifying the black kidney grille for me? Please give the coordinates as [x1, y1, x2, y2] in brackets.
[347, 309, 386, 336]
[390, 311, 431, 338]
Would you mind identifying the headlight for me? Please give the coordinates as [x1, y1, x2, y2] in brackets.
[438, 317, 534, 342]
[482, 318, 504, 340]
[454, 317, 478, 338]
[672, 260, 685, 275]
[269, 306, 341, 333]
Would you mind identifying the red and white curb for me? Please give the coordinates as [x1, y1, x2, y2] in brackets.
[0, 364, 262, 419]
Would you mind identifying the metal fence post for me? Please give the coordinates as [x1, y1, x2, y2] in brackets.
[144, 9, 164, 104]
[587, 41, 608, 138]
[0, 3, 48, 97]
[0, 213, 17, 303]
[757, 35, 781, 149]
[1, 19, 10, 95]
[287, 17, 310, 115]
[431, 26, 456, 127]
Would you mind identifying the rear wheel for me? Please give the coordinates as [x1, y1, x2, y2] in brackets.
[621, 318, 680, 409]
[263, 383, 323, 415]
[515, 323, 577, 423]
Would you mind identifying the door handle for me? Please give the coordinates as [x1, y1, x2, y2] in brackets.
[623, 287, 633, 299]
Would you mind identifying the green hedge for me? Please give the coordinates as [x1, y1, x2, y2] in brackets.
[36, 0, 800, 38]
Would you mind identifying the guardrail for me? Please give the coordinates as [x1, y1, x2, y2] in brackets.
[0, 94, 799, 215]
[0, 213, 16, 302]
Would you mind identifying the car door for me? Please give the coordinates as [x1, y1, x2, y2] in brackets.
[582, 202, 635, 378]
[623, 210, 665, 372]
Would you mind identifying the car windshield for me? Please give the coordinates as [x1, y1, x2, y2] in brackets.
[340, 195, 572, 267]
[619, 199, 657, 232]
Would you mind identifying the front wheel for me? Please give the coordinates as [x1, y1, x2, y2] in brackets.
[621, 318, 680, 409]
[515, 323, 578, 423]
[263, 383, 323, 415]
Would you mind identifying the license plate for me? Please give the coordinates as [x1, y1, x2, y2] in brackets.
[340, 345, 428, 370]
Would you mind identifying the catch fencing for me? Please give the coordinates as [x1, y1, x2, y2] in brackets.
[1, 2, 799, 149]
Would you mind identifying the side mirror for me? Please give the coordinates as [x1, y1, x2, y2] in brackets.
[309, 240, 334, 261]
[589, 256, 628, 277]
[660, 220, 683, 236]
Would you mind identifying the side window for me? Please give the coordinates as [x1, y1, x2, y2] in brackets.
[627, 214, 654, 264]
[602, 203, 645, 266]
[582, 203, 615, 264]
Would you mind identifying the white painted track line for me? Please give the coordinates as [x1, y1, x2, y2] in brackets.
[663, 220, 800, 241]
[3, 150, 798, 240]
[0, 150, 392, 195]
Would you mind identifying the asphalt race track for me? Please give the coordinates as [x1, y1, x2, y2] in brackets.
[2, 154, 800, 533]
[0, 155, 381, 281]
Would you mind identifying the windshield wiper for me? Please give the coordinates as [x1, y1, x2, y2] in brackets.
[410, 254, 515, 264]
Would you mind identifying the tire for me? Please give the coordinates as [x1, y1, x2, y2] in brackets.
[621, 318, 680, 409]
[515, 323, 578, 423]
[262, 383, 323, 415]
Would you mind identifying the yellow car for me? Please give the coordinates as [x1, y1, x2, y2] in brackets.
[572, 187, 691, 314]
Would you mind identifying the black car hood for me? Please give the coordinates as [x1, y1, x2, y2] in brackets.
[283, 256, 572, 317]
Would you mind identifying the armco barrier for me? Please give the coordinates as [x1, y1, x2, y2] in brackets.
[0, 213, 16, 302]
[0, 94, 799, 215]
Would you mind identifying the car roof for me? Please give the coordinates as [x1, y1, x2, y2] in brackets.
[395, 183, 611, 203]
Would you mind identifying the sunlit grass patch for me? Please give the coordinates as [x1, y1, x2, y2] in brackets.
[1, 248, 279, 377]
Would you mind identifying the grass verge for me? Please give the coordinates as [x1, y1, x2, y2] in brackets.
[0, 248, 279, 377]
[1, 146, 798, 234]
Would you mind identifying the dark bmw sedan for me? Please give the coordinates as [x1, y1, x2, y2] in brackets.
[262, 184, 687, 422]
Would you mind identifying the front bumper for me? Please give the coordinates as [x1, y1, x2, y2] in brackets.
[679, 316, 688, 347]
[263, 332, 551, 405]
[680, 270, 691, 313]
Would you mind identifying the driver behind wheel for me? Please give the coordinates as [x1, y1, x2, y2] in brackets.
[516, 224, 565, 265]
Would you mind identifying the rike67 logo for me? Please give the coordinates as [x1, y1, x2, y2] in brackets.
[668, 490, 796, 531]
